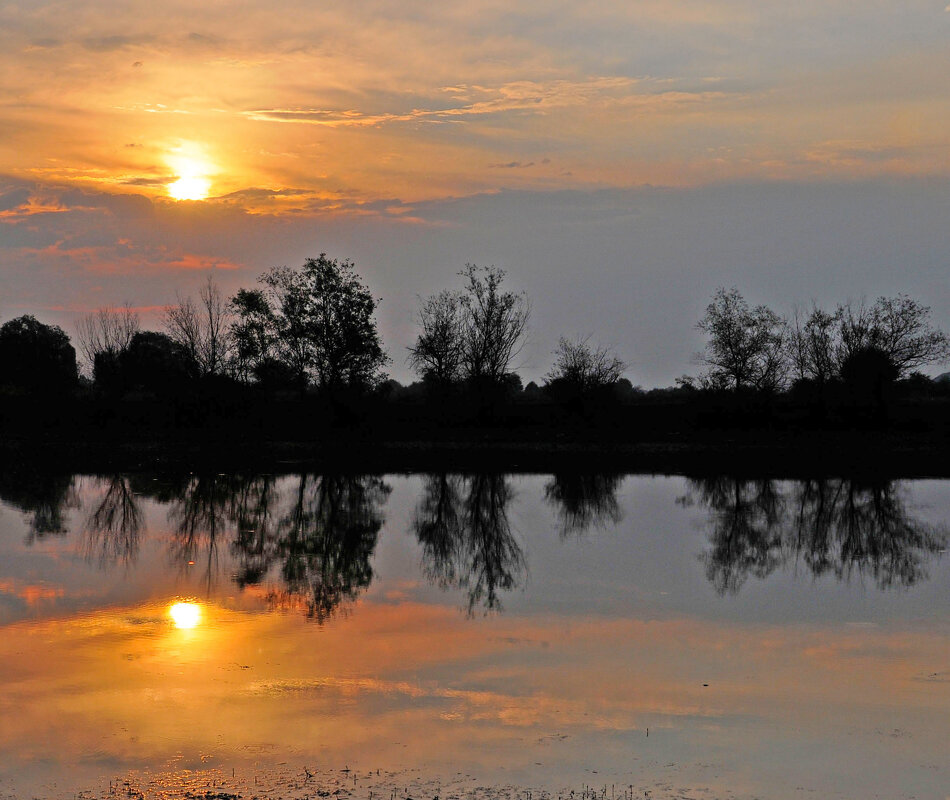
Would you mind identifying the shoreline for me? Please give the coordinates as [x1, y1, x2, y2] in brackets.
[3, 428, 950, 477]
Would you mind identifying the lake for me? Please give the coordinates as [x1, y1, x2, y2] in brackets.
[1, 471, 948, 800]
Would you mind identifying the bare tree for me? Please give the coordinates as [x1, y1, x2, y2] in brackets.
[164, 276, 231, 376]
[836, 295, 949, 377]
[458, 264, 530, 382]
[75, 304, 139, 374]
[409, 264, 529, 387]
[407, 289, 464, 384]
[545, 336, 626, 390]
[788, 304, 840, 384]
[696, 287, 788, 391]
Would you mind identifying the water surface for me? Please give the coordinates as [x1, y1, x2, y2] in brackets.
[1, 471, 947, 800]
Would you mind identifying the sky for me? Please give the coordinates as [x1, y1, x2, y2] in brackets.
[1, 0, 949, 385]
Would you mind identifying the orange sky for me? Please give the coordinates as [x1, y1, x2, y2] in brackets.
[3, 1, 948, 208]
[2, 1, 950, 384]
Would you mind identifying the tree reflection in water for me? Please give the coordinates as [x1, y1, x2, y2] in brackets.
[6, 469, 947, 615]
[544, 473, 623, 536]
[81, 475, 142, 566]
[162, 473, 391, 622]
[0, 467, 78, 540]
[682, 477, 948, 594]
[412, 473, 525, 613]
[262, 474, 390, 623]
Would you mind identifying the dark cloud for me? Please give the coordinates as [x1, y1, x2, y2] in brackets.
[489, 161, 535, 169]
[80, 35, 152, 52]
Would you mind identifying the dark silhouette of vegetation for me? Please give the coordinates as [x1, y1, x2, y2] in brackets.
[543, 336, 627, 415]
[787, 296, 949, 412]
[408, 289, 465, 388]
[164, 276, 231, 377]
[695, 288, 787, 392]
[0, 315, 77, 392]
[681, 476, 948, 594]
[411, 472, 526, 613]
[840, 346, 899, 413]
[230, 255, 388, 392]
[95, 330, 197, 396]
[410, 265, 529, 409]
[2, 267, 950, 451]
[76, 304, 139, 376]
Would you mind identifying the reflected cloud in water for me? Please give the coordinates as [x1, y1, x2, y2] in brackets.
[1, 469, 949, 799]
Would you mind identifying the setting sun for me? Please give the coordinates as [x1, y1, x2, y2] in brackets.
[169, 601, 202, 629]
[168, 175, 211, 201]
[165, 147, 213, 200]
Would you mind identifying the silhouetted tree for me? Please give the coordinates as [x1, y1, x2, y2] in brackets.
[412, 473, 525, 613]
[76, 304, 139, 376]
[544, 473, 624, 536]
[545, 337, 626, 390]
[164, 276, 231, 376]
[789, 295, 949, 389]
[230, 255, 389, 391]
[840, 345, 899, 412]
[696, 288, 787, 392]
[409, 265, 528, 396]
[837, 295, 949, 378]
[0, 315, 77, 392]
[408, 289, 464, 386]
[459, 264, 529, 386]
[99, 330, 195, 395]
[788, 304, 840, 386]
[229, 288, 277, 383]
[544, 336, 626, 413]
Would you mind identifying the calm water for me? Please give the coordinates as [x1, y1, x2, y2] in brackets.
[0, 471, 948, 800]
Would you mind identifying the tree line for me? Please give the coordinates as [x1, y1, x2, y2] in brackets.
[1, 255, 948, 425]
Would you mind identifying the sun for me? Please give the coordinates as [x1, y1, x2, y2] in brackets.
[168, 175, 211, 201]
[165, 146, 214, 200]
[169, 601, 202, 629]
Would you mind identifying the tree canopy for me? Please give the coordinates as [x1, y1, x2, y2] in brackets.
[230, 255, 388, 390]
[696, 288, 787, 391]
[0, 315, 77, 391]
[409, 264, 529, 388]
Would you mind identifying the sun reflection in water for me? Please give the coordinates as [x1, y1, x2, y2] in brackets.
[169, 601, 201, 629]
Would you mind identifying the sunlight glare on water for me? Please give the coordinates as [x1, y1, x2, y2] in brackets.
[169, 601, 201, 629]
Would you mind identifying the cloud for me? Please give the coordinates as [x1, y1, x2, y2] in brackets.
[0, 579, 64, 606]
[80, 34, 152, 52]
[246, 77, 646, 128]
